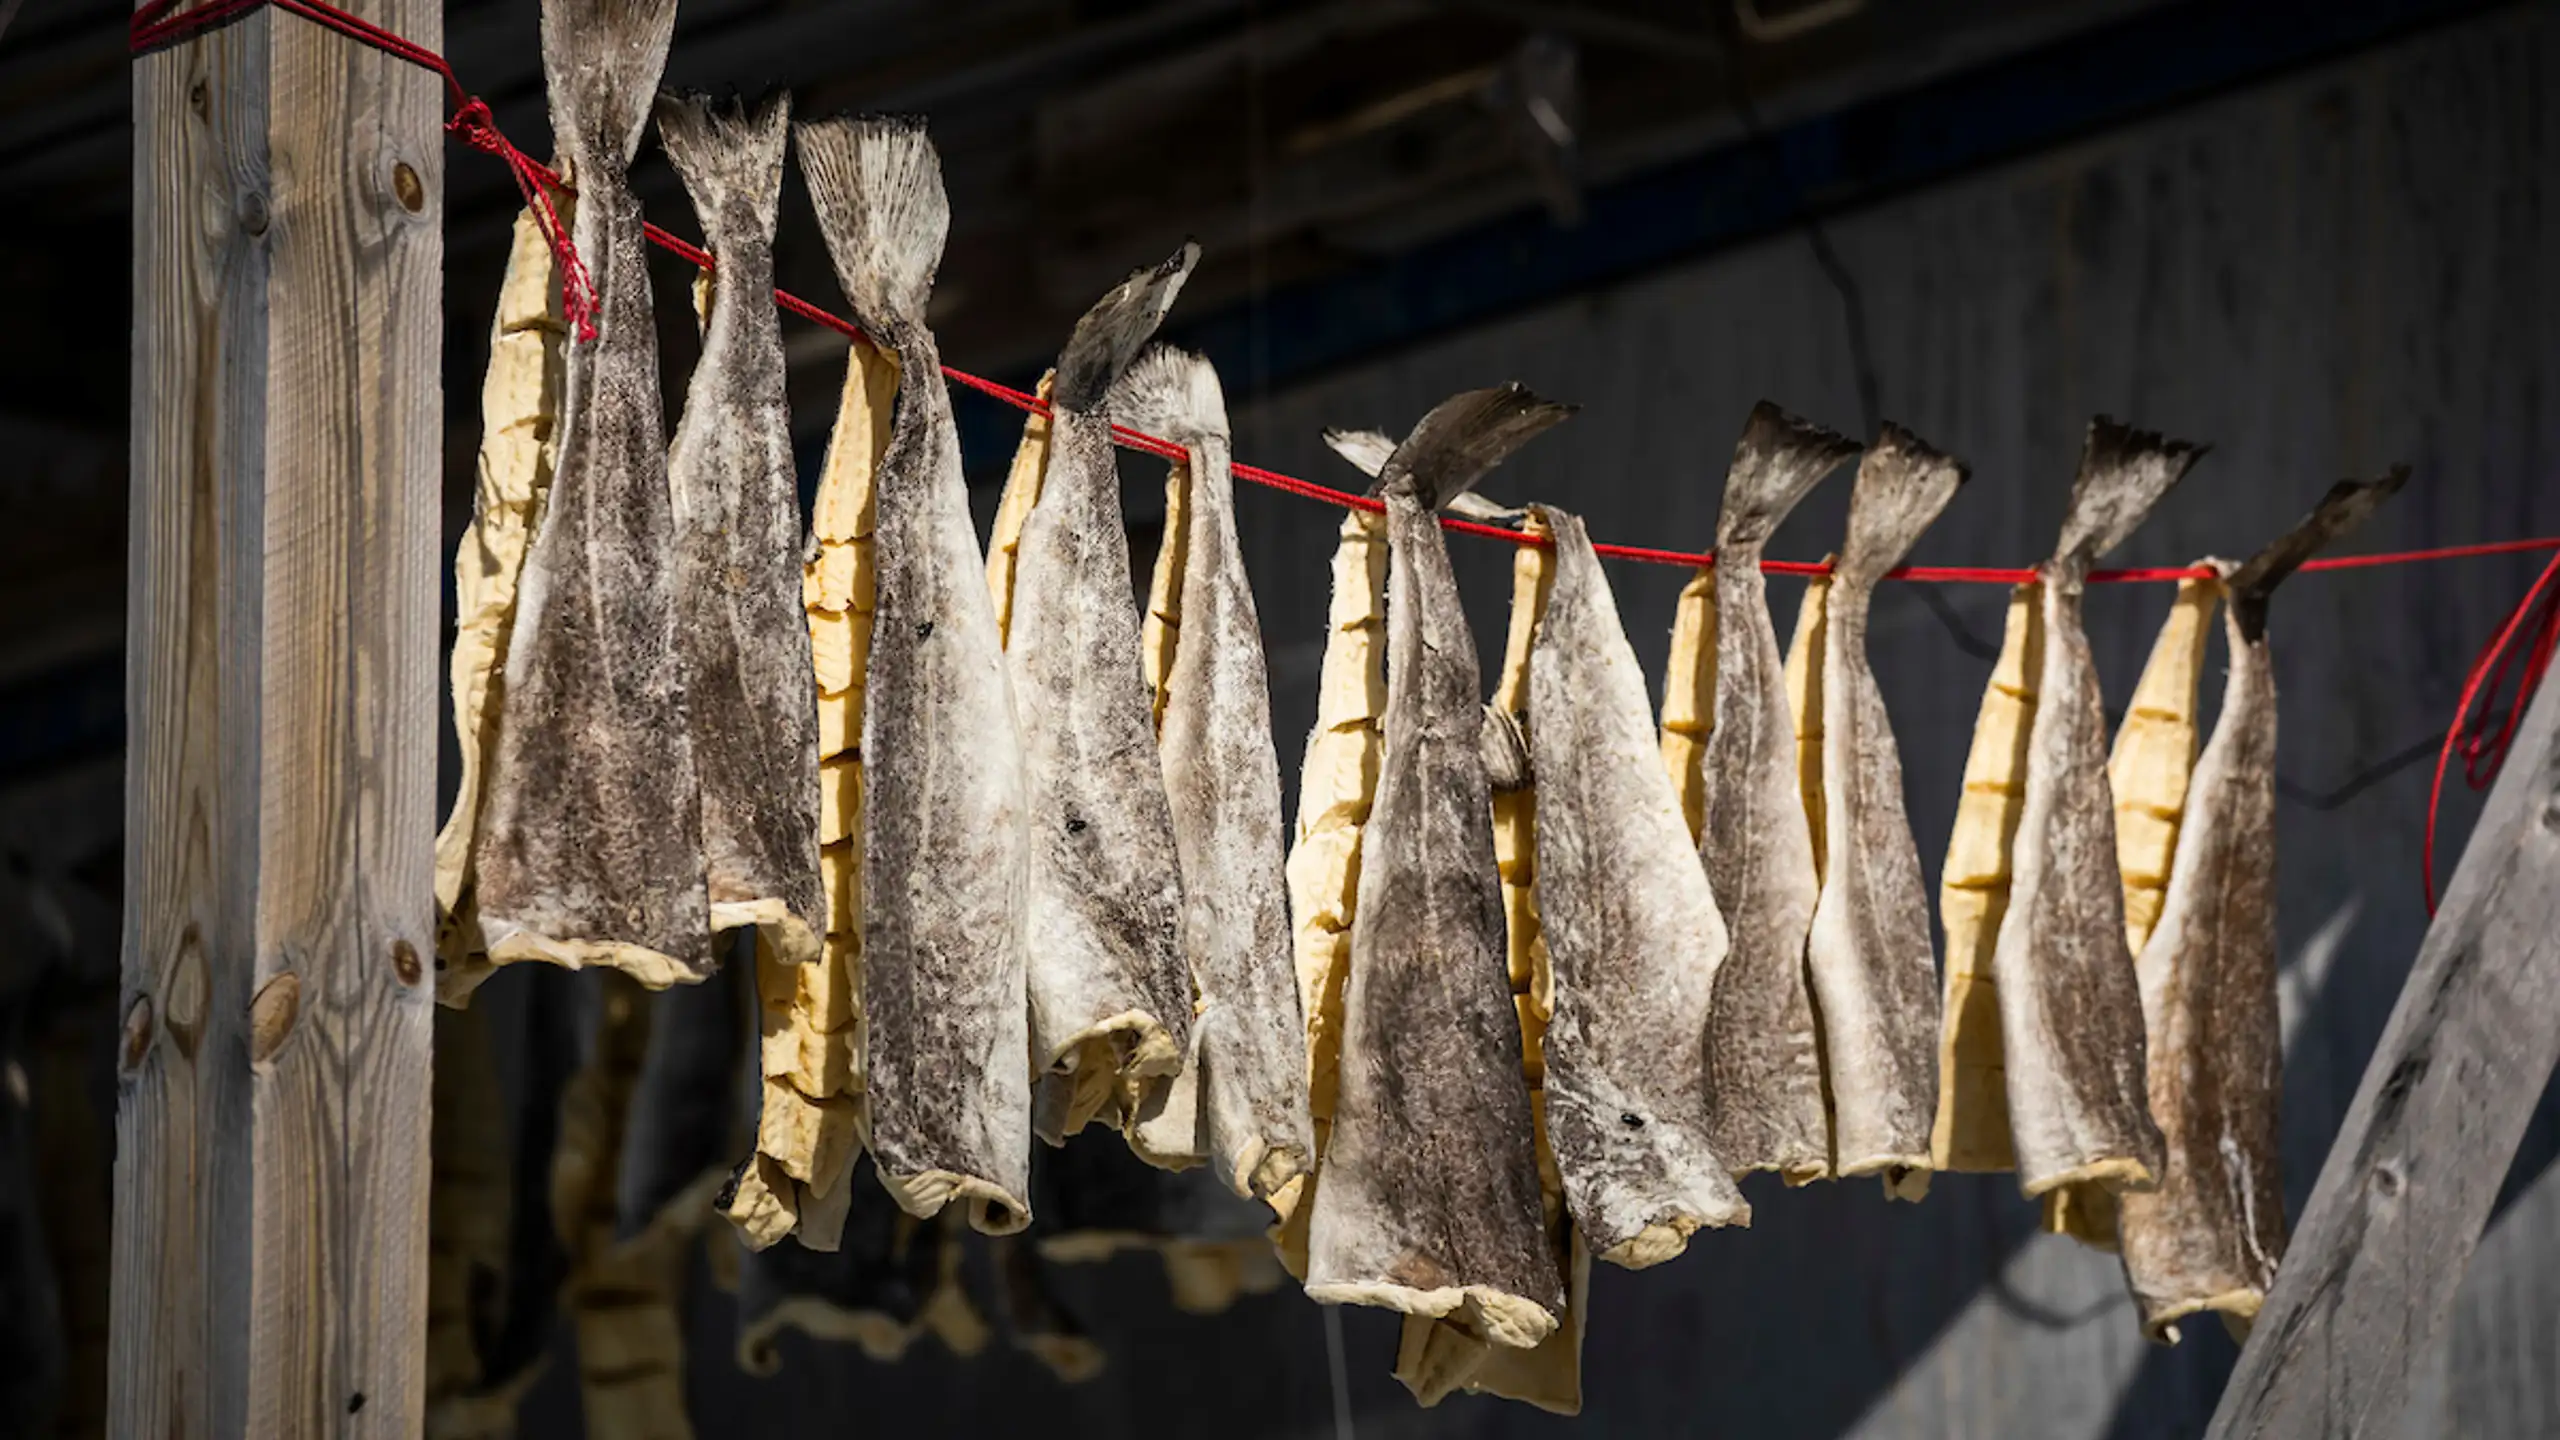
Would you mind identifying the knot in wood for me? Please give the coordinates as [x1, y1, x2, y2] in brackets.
[237, 189, 268, 237]
[249, 972, 301, 1066]
[2370, 1158, 2406, 1200]
[118, 995, 155, 1074]
[391, 939, 423, 986]
[392, 162, 424, 214]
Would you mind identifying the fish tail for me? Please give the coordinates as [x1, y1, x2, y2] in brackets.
[1376, 384, 1576, 512]
[2054, 417, 2208, 570]
[1321, 427, 1396, 479]
[1113, 344, 1229, 445]
[1716, 401, 1860, 551]
[2225, 467, 2409, 639]
[540, 0, 678, 173]
[658, 89, 792, 246]
[796, 114, 950, 336]
[1054, 245, 1201, 412]
[1836, 422, 1969, 588]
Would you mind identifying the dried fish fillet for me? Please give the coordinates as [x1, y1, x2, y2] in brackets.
[734, 1154, 941, 1370]
[1931, 584, 2040, 1173]
[801, 114, 1032, 1235]
[659, 90, 824, 964]
[1304, 386, 1572, 1351]
[436, 195, 575, 1007]
[986, 371, 1057, 648]
[1697, 403, 1859, 1182]
[474, 0, 708, 987]
[992, 1236, 1109, 1382]
[1659, 567, 1718, 841]
[1994, 418, 2201, 1198]
[2045, 571, 2220, 1249]
[2120, 473, 2404, 1343]
[1114, 346, 1313, 1198]
[1009, 252, 1199, 1140]
[1783, 571, 1831, 881]
[1806, 427, 1968, 1196]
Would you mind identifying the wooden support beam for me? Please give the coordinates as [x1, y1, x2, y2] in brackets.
[2209, 663, 2560, 1437]
[117, 2, 442, 1435]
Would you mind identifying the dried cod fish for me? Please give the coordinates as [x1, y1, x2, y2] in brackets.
[1992, 418, 2201, 1199]
[1009, 253, 1199, 1141]
[659, 90, 825, 964]
[474, 0, 707, 987]
[2044, 571, 2221, 1249]
[1782, 570, 1831, 880]
[436, 196, 575, 1006]
[800, 114, 1033, 1234]
[1304, 386, 1572, 1351]
[2119, 472, 2404, 1343]
[1697, 403, 1859, 1182]
[1806, 427, 1968, 1195]
[734, 1154, 941, 1370]
[1114, 346, 1314, 1198]
[986, 371, 1057, 648]
[1658, 564, 1718, 841]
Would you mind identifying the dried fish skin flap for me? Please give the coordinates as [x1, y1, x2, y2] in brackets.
[985, 370, 1057, 648]
[1806, 426, 1968, 1194]
[1697, 402, 1860, 1183]
[473, 0, 708, 988]
[658, 90, 826, 965]
[437, 194, 576, 1007]
[1305, 386, 1571, 1350]
[2120, 472, 2404, 1343]
[1993, 417, 2202, 1199]
[1009, 252, 1200, 1134]
[800, 114, 1033, 1235]
[1115, 345, 1314, 1199]
[1658, 567, 1718, 841]
[1528, 507, 1749, 1264]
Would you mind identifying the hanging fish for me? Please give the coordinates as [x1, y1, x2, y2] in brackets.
[1304, 386, 1572, 1353]
[1113, 345, 1314, 1200]
[1009, 253, 1199, 1143]
[1781, 569, 1831, 882]
[1658, 564, 1719, 842]
[2119, 471, 2405, 1343]
[1697, 403, 1860, 1183]
[798, 114, 1033, 1234]
[658, 90, 825, 966]
[990, 1236, 1109, 1383]
[1993, 418, 2201, 1201]
[734, 1154, 943, 1370]
[473, 0, 707, 988]
[1805, 426, 1969, 1197]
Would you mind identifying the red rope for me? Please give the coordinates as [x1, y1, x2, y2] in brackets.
[2423, 548, 2560, 914]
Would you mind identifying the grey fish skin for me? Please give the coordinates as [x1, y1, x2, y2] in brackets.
[799, 115, 1034, 1236]
[2119, 472, 2405, 1342]
[1306, 386, 1571, 1349]
[1011, 250, 1199, 1119]
[658, 90, 826, 966]
[474, 0, 708, 986]
[1527, 506, 1750, 1268]
[1995, 417, 2202, 1198]
[1114, 345, 1315, 1199]
[1697, 402, 1860, 1181]
[1806, 425, 1969, 1187]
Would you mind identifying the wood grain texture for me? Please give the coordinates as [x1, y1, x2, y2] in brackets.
[118, 3, 442, 1435]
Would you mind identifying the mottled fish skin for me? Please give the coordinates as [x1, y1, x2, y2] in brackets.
[1306, 386, 1571, 1350]
[1526, 507, 1750, 1267]
[1995, 418, 2202, 1198]
[1697, 402, 1860, 1181]
[658, 91, 826, 965]
[2119, 473, 2404, 1342]
[474, 0, 709, 986]
[799, 115, 1033, 1235]
[1011, 251, 1198, 1120]
[1114, 345, 1315, 1200]
[1806, 425, 1969, 1188]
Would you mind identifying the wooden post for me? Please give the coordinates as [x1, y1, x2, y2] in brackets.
[118, 1, 442, 1434]
[2209, 666, 2560, 1437]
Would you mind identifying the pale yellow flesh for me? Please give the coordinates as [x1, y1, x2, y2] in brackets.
[1782, 570, 1833, 885]
[1274, 510, 1391, 1279]
[1141, 450, 1191, 733]
[985, 371, 1056, 648]
[1930, 583, 2041, 1174]
[1658, 567, 1718, 842]
[434, 200, 572, 1005]
[2043, 574, 2219, 1249]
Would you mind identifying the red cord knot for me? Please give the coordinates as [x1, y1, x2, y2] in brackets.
[447, 100, 596, 342]
[2424, 547, 2560, 913]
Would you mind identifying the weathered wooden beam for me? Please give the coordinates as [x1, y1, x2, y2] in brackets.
[2209, 659, 2560, 1437]
[116, 2, 442, 1435]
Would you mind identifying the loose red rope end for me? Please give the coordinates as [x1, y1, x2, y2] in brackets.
[2422, 548, 2560, 914]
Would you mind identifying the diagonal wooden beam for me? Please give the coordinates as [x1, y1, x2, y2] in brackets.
[2209, 655, 2560, 1437]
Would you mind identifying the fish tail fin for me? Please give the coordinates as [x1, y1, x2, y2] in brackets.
[1837, 422, 1969, 587]
[658, 89, 792, 245]
[1054, 245, 1201, 412]
[796, 114, 949, 336]
[1378, 384, 1576, 512]
[2055, 417, 2208, 570]
[1112, 344, 1229, 445]
[540, 0, 678, 172]
[1322, 428, 1396, 479]
[1716, 402, 1860, 551]
[2225, 467, 2409, 640]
